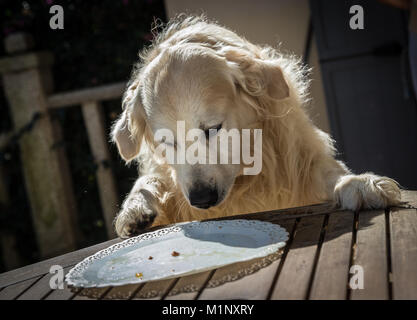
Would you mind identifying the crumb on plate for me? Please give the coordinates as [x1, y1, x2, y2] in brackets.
[171, 251, 180, 257]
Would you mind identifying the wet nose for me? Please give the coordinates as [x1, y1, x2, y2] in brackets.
[189, 185, 218, 209]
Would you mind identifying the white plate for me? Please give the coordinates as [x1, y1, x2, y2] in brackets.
[65, 219, 288, 288]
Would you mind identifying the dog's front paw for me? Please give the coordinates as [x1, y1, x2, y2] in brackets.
[114, 190, 158, 238]
[334, 173, 401, 211]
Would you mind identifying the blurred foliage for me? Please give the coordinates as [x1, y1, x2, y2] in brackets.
[0, 0, 166, 271]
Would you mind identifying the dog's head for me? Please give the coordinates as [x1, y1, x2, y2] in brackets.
[112, 25, 289, 210]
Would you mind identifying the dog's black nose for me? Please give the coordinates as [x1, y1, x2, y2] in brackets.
[189, 186, 218, 209]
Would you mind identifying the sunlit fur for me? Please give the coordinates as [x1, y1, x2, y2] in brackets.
[111, 15, 401, 238]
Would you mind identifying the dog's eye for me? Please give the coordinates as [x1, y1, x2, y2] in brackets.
[204, 123, 222, 138]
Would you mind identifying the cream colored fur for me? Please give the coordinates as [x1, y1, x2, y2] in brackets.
[111, 15, 401, 238]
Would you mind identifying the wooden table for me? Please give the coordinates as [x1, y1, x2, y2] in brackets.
[0, 190, 416, 300]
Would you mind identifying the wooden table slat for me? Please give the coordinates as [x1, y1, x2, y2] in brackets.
[73, 287, 112, 300]
[0, 238, 121, 289]
[17, 274, 52, 300]
[131, 278, 177, 300]
[308, 211, 354, 300]
[102, 283, 144, 300]
[308, 211, 354, 299]
[164, 270, 213, 300]
[18, 266, 74, 300]
[200, 257, 281, 300]
[390, 207, 417, 299]
[389, 190, 417, 300]
[0, 276, 42, 300]
[270, 216, 325, 299]
[44, 283, 79, 300]
[350, 210, 389, 300]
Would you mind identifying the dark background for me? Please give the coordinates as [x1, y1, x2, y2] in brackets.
[311, 0, 417, 191]
[0, 0, 167, 272]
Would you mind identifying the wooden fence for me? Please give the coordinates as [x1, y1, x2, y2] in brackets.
[0, 33, 126, 265]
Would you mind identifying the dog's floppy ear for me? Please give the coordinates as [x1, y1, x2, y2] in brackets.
[222, 48, 289, 100]
[111, 81, 146, 162]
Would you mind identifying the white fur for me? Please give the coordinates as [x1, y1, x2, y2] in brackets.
[111, 15, 401, 238]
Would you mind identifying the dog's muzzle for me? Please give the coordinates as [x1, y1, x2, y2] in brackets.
[189, 185, 218, 209]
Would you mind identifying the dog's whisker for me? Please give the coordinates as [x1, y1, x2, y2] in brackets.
[177, 199, 189, 222]
[172, 197, 187, 222]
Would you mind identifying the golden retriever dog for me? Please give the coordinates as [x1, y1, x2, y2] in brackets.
[111, 15, 401, 238]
